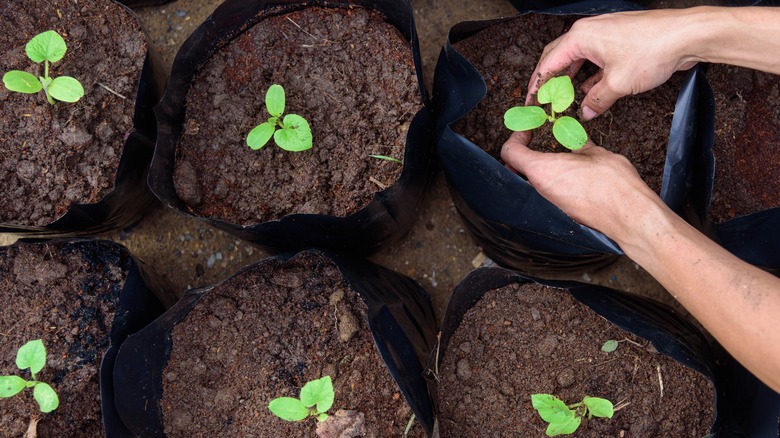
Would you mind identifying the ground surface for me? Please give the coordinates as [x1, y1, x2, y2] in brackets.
[0, 0, 721, 323]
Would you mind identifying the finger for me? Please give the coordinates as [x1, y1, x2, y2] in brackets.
[501, 130, 540, 174]
[526, 36, 586, 104]
[580, 76, 623, 121]
[580, 69, 604, 94]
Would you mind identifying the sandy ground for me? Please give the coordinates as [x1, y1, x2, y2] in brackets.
[0, 0, 718, 324]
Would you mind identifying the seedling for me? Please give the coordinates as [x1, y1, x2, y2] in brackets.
[0, 339, 59, 413]
[268, 375, 334, 422]
[504, 76, 586, 150]
[247, 84, 312, 152]
[531, 394, 613, 436]
[2, 30, 85, 105]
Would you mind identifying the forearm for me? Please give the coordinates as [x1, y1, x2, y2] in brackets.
[682, 6, 780, 74]
[614, 200, 780, 392]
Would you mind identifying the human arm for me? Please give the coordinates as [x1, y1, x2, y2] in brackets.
[501, 131, 780, 393]
[527, 6, 780, 120]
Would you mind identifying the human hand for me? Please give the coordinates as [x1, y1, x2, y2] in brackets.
[526, 9, 700, 120]
[500, 130, 665, 242]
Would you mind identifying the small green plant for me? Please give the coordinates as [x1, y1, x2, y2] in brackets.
[247, 84, 312, 152]
[0, 339, 59, 413]
[2, 30, 85, 105]
[531, 394, 613, 436]
[504, 76, 586, 150]
[268, 375, 334, 422]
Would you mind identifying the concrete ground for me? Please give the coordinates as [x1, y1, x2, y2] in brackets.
[1, 0, 720, 324]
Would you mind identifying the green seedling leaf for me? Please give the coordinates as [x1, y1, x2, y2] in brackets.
[247, 122, 276, 150]
[583, 397, 614, 418]
[538, 75, 575, 113]
[269, 397, 310, 421]
[533, 394, 614, 436]
[546, 415, 581, 436]
[26, 30, 67, 63]
[16, 339, 46, 376]
[601, 340, 619, 352]
[300, 376, 334, 412]
[317, 413, 328, 422]
[0, 376, 27, 397]
[531, 394, 574, 424]
[552, 116, 587, 150]
[274, 114, 312, 151]
[47, 76, 84, 103]
[33, 382, 59, 413]
[2, 71, 43, 93]
[266, 84, 285, 117]
[504, 105, 548, 132]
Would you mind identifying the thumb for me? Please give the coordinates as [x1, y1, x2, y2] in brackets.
[580, 76, 623, 121]
[501, 130, 540, 175]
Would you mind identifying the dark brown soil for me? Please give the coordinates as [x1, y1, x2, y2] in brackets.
[0, 0, 146, 226]
[161, 251, 423, 437]
[707, 64, 780, 222]
[0, 241, 130, 437]
[436, 281, 714, 437]
[173, 6, 420, 225]
[452, 14, 683, 194]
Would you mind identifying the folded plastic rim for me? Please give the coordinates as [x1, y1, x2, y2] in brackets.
[427, 267, 780, 438]
[0, 1, 166, 238]
[148, 0, 436, 256]
[112, 249, 438, 436]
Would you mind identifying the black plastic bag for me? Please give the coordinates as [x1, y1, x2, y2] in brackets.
[428, 267, 780, 437]
[0, 2, 166, 239]
[432, 1, 708, 276]
[148, 0, 436, 256]
[684, 68, 780, 276]
[112, 249, 438, 436]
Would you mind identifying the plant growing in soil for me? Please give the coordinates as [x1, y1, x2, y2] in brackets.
[531, 393, 613, 436]
[0, 339, 59, 413]
[504, 76, 586, 150]
[268, 375, 334, 422]
[247, 84, 312, 152]
[2, 30, 85, 105]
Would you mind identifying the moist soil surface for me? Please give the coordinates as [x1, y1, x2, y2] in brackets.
[0, 0, 146, 226]
[0, 241, 130, 437]
[707, 63, 780, 222]
[452, 14, 683, 194]
[161, 251, 423, 437]
[173, 6, 420, 225]
[435, 281, 714, 437]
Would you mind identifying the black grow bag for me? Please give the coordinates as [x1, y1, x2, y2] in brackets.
[0, 240, 166, 438]
[0, 2, 166, 238]
[680, 67, 780, 277]
[432, 1, 711, 276]
[112, 249, 438, 436]
[428, 268, 780, 438]
[148, 0, 436, 255]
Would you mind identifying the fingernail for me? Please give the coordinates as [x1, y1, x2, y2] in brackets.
[582, 106, 597, 121]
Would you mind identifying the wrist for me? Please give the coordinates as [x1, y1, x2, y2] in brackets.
[608, 192, 679, 264]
